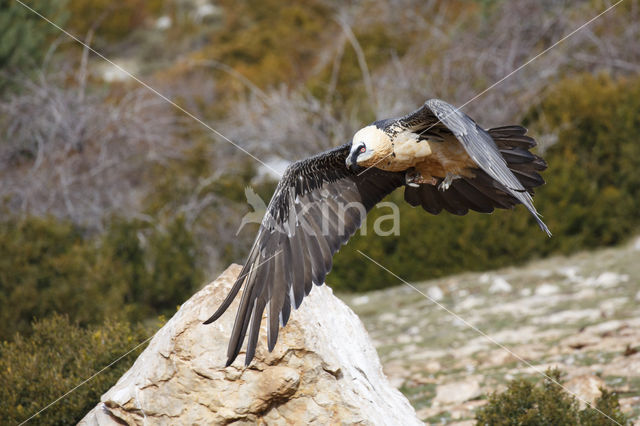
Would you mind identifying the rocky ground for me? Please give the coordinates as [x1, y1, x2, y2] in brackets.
[341, 237, 640, 425]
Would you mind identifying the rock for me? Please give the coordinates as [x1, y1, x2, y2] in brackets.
[519, 288, 532, 296]
[352, 295, 370, 305]
[595, 272, 629, 288]
[80, 264, 420, 426]
[564, 375, 606, 409]
[535, 283, 559, 296]
[427, 285, 444, 301]
[534, 308, 600, 325]
[558, 266, 581, 282]
[383, 362, 409, 388]
[433, 379, 481, 405]
[582, 272, 630, 289]
[489, 277, 512, 294]
[450, 421, 477, 426]
[421, 360, 441, 374]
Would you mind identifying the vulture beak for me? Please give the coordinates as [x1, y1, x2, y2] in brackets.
[346, 152, 357, 170]
[346, 147, 361, 171]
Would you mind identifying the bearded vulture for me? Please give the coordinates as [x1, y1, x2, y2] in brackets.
[205, 99, 550, 366]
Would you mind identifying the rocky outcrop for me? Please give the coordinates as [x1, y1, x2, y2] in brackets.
[80, 264, 421, 425]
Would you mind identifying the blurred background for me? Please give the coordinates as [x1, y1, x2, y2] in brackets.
[1, 0, 639, 423]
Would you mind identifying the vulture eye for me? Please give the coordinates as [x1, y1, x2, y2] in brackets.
[359, 146, 366, 153]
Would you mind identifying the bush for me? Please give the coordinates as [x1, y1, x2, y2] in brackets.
[0, 0, 68, 82]
[98, 216, 204, 321]
[0, 217, 100, 340]
[0, 314, 155, 425]
[526, 73, 640, 251]
[191, 0, 332, 98]
[0, 216, 202, 341]
[64, 0, 164, 49]
[476, 369, 627, 425]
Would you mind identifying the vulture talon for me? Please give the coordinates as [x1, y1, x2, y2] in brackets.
[438, 172, 460, 191]
[405, 168, 421, 187]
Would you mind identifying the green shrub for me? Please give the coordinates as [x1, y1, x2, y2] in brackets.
[0, 314, 155, 425]
[181, 0, 332, 110]
[476, 369, 627, 425]
[98, 216, 203, 321]
[0, 215, 202, 341]
[0, 0, 68, 79]
[0, 217, 101, 340]
[64, 0, 164, 49]
[203, 0, 331, 88]
[526, 73, 640, 251]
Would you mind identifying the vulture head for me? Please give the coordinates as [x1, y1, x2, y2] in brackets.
[346, 125, 392, 169]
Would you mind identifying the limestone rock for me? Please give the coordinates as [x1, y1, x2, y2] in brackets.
[433, 379, 481, 405]
[564, 374, 606, 409]
[80, 264, 421, 425]
[489, 277, 512, 294]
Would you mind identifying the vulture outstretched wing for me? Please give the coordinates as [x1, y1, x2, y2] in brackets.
[204, 144, 405, 366]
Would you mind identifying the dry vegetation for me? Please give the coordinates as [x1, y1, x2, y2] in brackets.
[0, 68, 183, 227]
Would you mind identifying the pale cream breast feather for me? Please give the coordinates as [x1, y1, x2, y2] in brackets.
[354, 125, 439, 171]
[392, 130, 433, 162]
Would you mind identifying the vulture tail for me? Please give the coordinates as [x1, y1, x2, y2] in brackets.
[488, 125, 547, 194]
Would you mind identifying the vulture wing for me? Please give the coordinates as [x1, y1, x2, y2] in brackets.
[392, 99, 551, 235]
[205, 144, 404, 366]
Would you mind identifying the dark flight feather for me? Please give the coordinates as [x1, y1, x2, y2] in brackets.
[205, 144, 404, 366]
